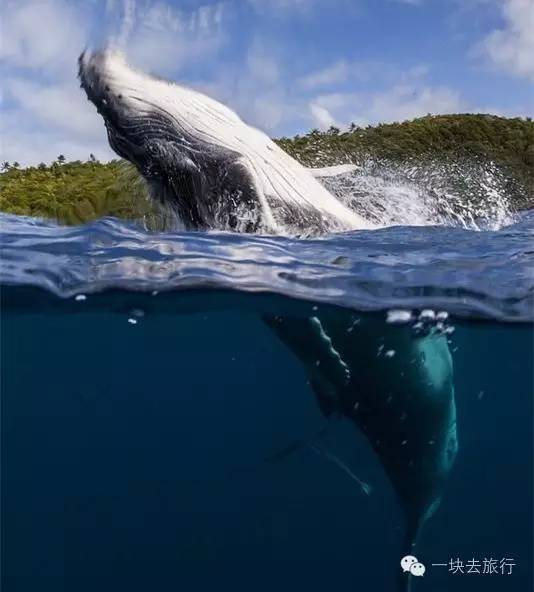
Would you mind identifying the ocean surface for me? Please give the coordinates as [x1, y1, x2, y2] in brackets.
[1, 202, 533, 591]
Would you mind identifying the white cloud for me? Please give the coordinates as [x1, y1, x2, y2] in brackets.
[0, 0, 89, 78]
[247, 41, 281, 86]
[0, 0, 229, 165]
[0, 0, 107, 165]
[0, 103, 114, 166]
[479, 0, 534, 81]
[112, 1, 228, 74]
[299, 61, 349, 89]
[309, 104, 341, 129]
[0, 0, 529, 168]
[309, 82, 466, 130]
[6, 78, 103, 139]
[0, 127, 114, 167]
[363, 85, 465, 124]
[190, 39, 292, 133]
[116, 0, 137, 48]
[250, 96, 286, 130]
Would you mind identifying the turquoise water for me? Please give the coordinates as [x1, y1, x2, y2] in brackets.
[1, 212, 533, 591]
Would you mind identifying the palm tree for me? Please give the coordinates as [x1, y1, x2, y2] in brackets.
[57, 154, 66, 164]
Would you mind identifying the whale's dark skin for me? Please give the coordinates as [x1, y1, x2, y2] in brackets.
[266, 314, 458, 579]
[79, 49, 458, 592]
[78, 52, 263, 232]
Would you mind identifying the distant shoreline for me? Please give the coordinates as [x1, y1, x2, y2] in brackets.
[1, 114, 532, 224]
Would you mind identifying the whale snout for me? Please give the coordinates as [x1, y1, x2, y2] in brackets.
[78, 50, 127, 119]
[78, 50, 106, 102]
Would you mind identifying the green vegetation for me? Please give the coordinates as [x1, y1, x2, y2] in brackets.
[1, 114, 532, 224]
[279, 114, 534, 191]
[0, 156, 155, 224]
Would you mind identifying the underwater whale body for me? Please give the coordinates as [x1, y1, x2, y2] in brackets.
[79, 49, 458, 590]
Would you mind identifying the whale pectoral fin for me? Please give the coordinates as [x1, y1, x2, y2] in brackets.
[263, 315, 351, 418]
[309, 317, 351, 386]
[309, 377, 338, 417]
[263, 427, 328, 464]
[307, 164, 358, 178]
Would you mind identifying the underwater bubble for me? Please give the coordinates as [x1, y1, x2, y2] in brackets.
[419, 309, 436, 322]
[130, 309, 145, 318]
[386, 309, 413, 324]
[385, 349, 396, 358]
[436, 311, 449, 321]
[127, 318, 138, 325]
[74, 294, 87, 301]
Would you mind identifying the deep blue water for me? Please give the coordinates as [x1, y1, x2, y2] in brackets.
[1, 212, 533, 592]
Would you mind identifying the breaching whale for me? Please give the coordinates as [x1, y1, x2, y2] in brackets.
[79, 49, 458, 591]
[78, 50, 371, 235]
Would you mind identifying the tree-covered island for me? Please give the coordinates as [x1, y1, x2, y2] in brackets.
[1, 114, 532, 225]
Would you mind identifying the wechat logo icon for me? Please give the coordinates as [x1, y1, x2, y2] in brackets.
[401, 555, 426, 577]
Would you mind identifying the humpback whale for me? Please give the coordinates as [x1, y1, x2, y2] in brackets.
[79, 49, 458, 591]
[78, 50, 371, 235]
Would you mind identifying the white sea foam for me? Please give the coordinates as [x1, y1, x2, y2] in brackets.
[319, 157, 515, 231]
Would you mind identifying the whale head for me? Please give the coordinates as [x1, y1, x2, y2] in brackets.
[79, 50, 247, 229]
[79, 49, 371, 234]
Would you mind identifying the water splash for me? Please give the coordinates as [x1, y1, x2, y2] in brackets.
[320, 157, 515, 230]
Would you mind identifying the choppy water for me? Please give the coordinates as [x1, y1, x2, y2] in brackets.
[1, 201, 533, 591]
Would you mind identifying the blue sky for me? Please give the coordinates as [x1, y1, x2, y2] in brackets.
[1, 0, 532, 165]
